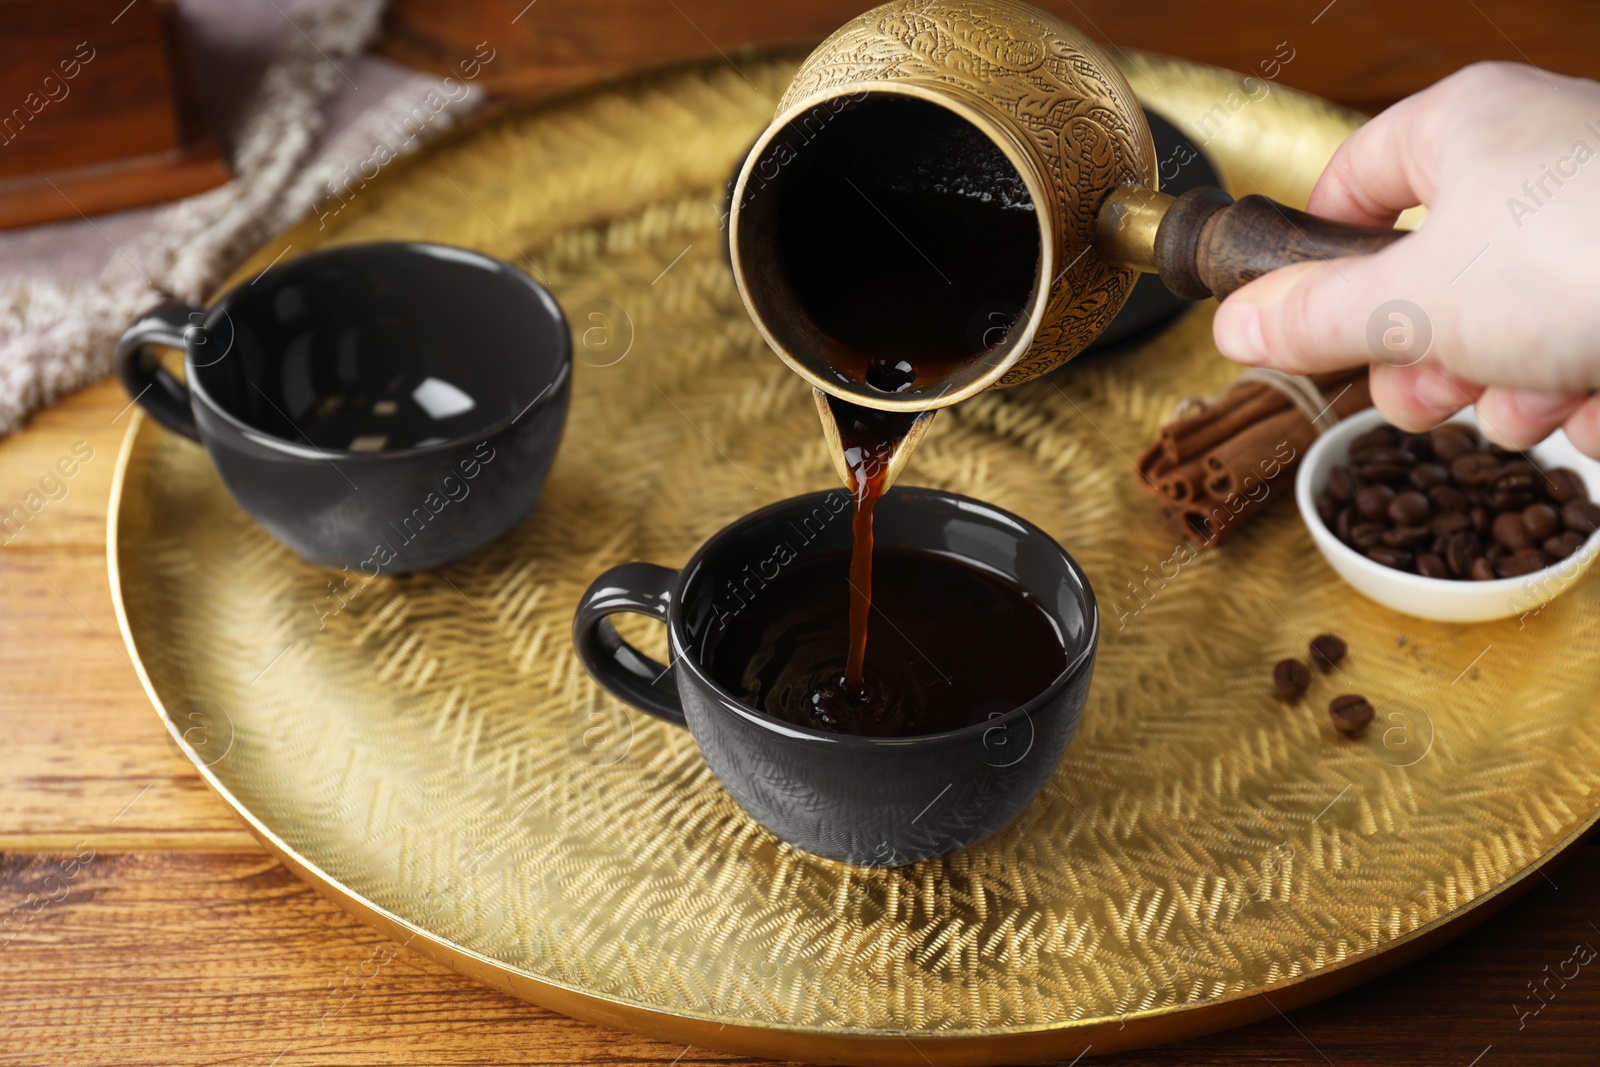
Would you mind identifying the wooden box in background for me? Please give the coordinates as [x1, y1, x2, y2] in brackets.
[0, 0, 230, 230]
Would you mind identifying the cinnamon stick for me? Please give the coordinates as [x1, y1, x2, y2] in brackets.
[1159, 368, 1366, 465]
[1202, 376, 1372, 497]
[1140, 371, 1373, 549]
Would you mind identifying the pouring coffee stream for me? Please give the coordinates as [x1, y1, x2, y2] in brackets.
[728, 0, 1408, 704]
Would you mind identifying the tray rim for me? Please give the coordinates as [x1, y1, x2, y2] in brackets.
[103, 48, 1600, 1062]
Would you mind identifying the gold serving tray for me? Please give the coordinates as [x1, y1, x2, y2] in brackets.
[110, 49, 1600, 1064]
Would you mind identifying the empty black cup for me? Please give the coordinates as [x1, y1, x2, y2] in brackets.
[115, 242, 570, 571]
[573, 487, 1099, 867]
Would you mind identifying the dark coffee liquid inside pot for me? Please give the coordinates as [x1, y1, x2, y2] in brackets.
[749, 96, 1050, 735]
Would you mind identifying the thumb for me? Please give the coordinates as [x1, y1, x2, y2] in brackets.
[1210, 245, 1432, 375]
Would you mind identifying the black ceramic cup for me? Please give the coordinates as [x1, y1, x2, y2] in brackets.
[573, 487, 1098, 867]
[115, 242, 570, 571]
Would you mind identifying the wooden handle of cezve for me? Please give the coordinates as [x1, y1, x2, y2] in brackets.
[1153, 187, 1406, 302]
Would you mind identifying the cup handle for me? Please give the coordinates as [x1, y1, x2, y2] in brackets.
[572, 562, 687, 727]
[115, 302, 204, 441]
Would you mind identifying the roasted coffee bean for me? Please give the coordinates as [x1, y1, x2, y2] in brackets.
[1522, 503, 1562, 542]
[1355, 484, 1395, 521]
[1417, 552, 1450, 579]
[1495, 548, 1550, 578]
[1351, 426, 1399, 453]
[1316, 492, 1339, 527]
[1308, 633, 1347, 671]
[1544, 468, 1586, 505]
[1409, 463, 1450, 491]
[1389, 490, 1431, 525]
[1428, 485, 1468, 514]
[1402, 432, 1435, 460]
[1495, 463, 1539, 491]
[1326, 465, 1357, 503]
[1563, 499, 1600, 534]
[1350, 523, 1386, 551]
[1274, 658, 1311, 700]
[1357, 461, 1413, 484]
[1366, 546, 1414, 570]
[1340, 418, 1597, 583]
[1444, 531, 1483, 576]
[1328, 694, 1376, 736]
[1491, 511, 1531, 549]
[1545, 531, 1586, 559]
[1382, 525, 1432, 549]
[1451, 453, 1502, 486]
[1355, 446, 1416, 468]
[1430, 424, 1479, 462]
[1488, 488, 1534, 512]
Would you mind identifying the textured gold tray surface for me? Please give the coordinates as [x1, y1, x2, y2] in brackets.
[114, 48, 1600, 1047]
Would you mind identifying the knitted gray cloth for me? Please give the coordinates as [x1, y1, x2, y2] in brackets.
[0, 0, 485, 436]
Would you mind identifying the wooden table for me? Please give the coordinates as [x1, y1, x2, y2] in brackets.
[6, 0, 1600, 1060]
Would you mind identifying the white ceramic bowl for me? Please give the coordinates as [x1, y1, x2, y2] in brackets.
[1296, 407, 1600, 623]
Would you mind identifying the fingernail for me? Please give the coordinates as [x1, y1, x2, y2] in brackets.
[1510, 388, 1580, 419]
[1213, 301, 1266, 364]
[1413, 367, 1467, 412]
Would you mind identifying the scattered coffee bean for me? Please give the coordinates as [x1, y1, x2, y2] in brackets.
[1328, 694, 1375, 736]
[1274, 658, 1311, 700]
[1417, 552, 1450, 579]
[1522, 503, 1561, 542]
[1563, 499, 1600, 535]
[1309, 633, 1347, 671]
[1470, 557, 1497, 581]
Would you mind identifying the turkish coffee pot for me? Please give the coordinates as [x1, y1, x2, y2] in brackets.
[727, 0, 1404, 487]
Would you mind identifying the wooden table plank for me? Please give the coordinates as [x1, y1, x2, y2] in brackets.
[0, 379, 254, 847]
[2, 845, 1596, 1065]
